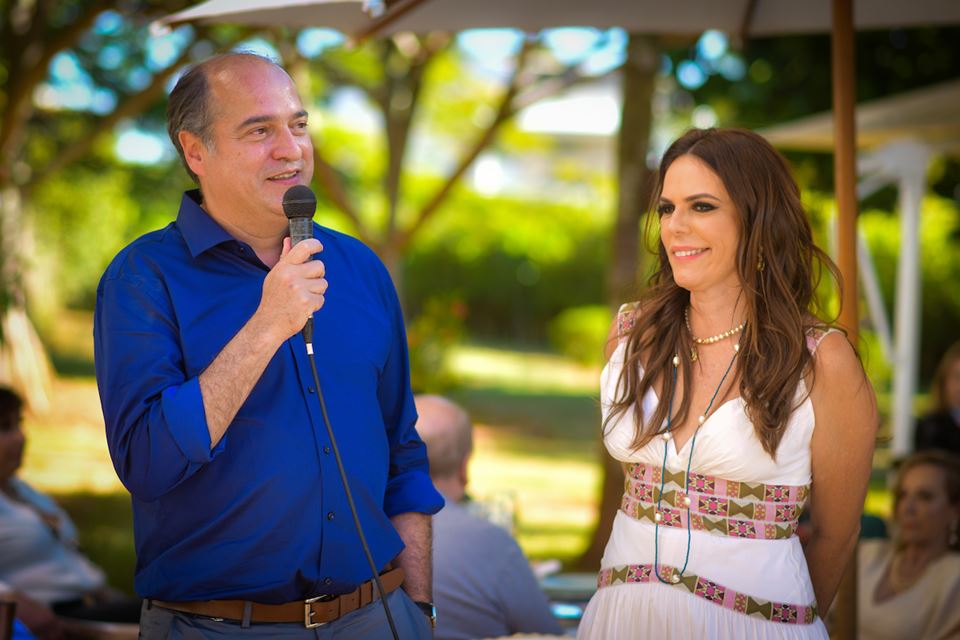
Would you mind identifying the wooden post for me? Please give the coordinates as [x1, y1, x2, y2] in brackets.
[831, 0, 859, 638]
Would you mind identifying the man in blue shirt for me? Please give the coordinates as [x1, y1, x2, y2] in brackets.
[94, 52, 442, 638]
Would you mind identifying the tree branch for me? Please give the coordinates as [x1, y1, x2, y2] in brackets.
[311, 145, 372, 244]
[27, 28, 209, 187]
[397, 39, 534, 249]
[399, 37, 621, 249]
[0, 0, 113, 181]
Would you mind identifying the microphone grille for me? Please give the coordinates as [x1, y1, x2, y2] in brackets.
[282, 185, 317, 219]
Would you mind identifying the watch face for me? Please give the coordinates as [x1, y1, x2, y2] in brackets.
[414, 601, 437, 626]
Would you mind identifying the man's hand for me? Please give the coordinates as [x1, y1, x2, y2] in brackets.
[255, 237, 327, 343]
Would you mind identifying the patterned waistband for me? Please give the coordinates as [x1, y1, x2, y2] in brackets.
[621, 463, 809, 540]
[597, 563, 818, 625]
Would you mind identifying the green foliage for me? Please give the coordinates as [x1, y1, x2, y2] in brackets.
[547, 305, 611, 365]
[860, 196, 960, 383]
[407, 295, 467, 393]
[404, 190, 611, 343]
[29, 165, 139, 313]
[54, 492, 136, 596]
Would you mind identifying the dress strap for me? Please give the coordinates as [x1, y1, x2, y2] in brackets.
[616, 301, 641, 345]
[805, 326, 840, 354]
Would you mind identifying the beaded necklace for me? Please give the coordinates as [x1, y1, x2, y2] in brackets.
[653, 343, 740, 584]
[684, 307, 745, 362]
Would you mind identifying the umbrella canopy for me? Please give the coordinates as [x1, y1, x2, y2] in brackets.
[763, 77, 960, 155]
[155, 0, 960, 38]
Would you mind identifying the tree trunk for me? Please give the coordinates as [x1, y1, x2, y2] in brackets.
[576, 33, 659, 571]
[0, 185, 52, 411]
[380, 239, 404, 306]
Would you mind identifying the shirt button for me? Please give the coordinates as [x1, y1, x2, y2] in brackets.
[323, 446, 331, 454]
[327, 512, 335, 520]
[307, 387, 315, 394]
[238, 246, 245, 253]
[324, 577, 333, 585]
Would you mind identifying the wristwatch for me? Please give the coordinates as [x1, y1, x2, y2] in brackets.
[413, 600, 436, 629]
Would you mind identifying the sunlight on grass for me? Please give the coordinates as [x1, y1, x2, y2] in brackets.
[449, 344, 599, 394]
[470, 425, 600, 561]
[21, 377, 124, 494]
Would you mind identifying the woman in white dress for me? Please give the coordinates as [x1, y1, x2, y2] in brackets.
[578, 128, 878, 639]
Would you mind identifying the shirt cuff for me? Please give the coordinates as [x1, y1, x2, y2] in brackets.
[384, 471, 445, 518]
[161, 378, 226, 463]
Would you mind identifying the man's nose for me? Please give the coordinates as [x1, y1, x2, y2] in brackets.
[273, 127, 304, 161]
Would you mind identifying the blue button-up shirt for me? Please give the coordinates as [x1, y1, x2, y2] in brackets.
[94, 191, 443, 602]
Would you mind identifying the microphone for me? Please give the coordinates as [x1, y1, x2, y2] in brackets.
[282, 185, 318, 343]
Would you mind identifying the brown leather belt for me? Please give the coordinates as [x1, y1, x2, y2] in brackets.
[150, 567, 404, 628]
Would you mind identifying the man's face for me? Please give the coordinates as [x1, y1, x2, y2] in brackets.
[188, 59, 314, 230]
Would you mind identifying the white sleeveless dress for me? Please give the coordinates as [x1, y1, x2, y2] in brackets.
[577, 309, 830, 639]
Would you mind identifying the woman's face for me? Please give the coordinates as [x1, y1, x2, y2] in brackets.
[0, 411, 25, 483]
[895, 464, 957, 549]
[943, 358, 960, 411]
[658, 155, 743, 297]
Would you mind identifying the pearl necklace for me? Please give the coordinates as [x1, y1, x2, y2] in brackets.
[653, 344, 740, 584]
[685, 307, 745, 362]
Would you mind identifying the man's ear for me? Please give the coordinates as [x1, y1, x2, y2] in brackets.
[179, 130, 208, 178]
[459, 455, 470, 490]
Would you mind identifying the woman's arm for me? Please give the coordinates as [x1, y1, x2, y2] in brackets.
[804, 331, 879, 611]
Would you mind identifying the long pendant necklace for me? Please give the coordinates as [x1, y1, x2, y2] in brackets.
[685, 307, 745, 362]
[653, 343, 740, 584]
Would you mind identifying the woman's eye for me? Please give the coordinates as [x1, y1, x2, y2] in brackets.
[693, 201, 717, 212]
[657, 203, 674, 216]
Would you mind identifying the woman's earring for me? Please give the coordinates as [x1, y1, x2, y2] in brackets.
[756, 250, 765, 272]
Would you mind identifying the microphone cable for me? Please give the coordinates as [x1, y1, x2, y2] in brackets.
[303, 327, 401, 640]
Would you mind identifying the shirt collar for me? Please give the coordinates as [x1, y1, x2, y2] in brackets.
[176, 190, 235, 258]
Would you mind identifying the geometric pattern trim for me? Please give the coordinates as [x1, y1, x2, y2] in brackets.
[620, 463, 809, 541]
[597, 563, 818, 625]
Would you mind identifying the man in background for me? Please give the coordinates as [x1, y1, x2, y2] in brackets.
[415, 394, 563, 639]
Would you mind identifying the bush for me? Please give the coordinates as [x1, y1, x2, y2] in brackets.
[547, 305, 611, 365]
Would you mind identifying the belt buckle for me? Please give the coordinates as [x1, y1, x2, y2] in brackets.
[303, 595, 334, 628]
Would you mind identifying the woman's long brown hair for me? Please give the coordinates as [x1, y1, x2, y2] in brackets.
[605, 128, 842, 457]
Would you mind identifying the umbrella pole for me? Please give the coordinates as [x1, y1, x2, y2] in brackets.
[831, 0, 859, 639]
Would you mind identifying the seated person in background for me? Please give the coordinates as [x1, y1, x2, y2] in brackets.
[415, 395, 563, 640]
[858, 450, 960, 640]
[0, 387, 140, 640]
[915, 341, 960, 454]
